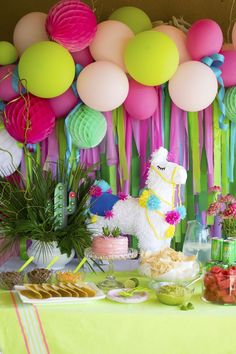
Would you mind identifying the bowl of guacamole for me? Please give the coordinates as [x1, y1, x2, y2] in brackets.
[156, 283, 194, 306]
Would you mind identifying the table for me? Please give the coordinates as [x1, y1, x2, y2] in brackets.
[0, 258, 236, 354]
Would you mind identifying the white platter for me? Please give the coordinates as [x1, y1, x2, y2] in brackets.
[14, 282, 106, 304]
[107, 288, 149, 304]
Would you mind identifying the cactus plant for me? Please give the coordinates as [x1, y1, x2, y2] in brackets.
[54, 183, 76, 230]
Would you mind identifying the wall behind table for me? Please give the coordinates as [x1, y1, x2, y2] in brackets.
[0, 0, 234, 41]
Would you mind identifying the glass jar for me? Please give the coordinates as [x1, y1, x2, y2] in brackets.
[202, 265, 236, 305]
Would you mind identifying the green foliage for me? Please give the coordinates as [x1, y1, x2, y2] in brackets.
[102, 226, 121, 237]
[111, 227, 121, 237]
[0, 157, 93, 260]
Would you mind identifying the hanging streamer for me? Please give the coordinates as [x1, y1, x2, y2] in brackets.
[188, 112, 201, 193]
[213, 100, 222, 187]
[229, 121, 236, 182]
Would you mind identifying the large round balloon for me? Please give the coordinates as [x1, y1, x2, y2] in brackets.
[77, 61, 129, 111]
[4, 94, 56, 143]
[46, 0, 97, 52]
[18, 41, 75, 98]
[124, 31, 179, 86]
[90, 20, 134, 71]
[168, 61, 218, 111]
[13, 12, 49, 56]
[221, 50, 236, 87]
[124, 79, 158, 120]
[225, 87, 236, 122]
[67, 104, 107, 148]
[0, 65, 23, 102]
[186, 19, 223, 60]
[154, 25, 190, 64]
[0, 42, 18, 65]
[48, 87, 79, 118]
[109, 6, 152, 34]
[71, 47, 94, 67]
[0, 127, 23, 177]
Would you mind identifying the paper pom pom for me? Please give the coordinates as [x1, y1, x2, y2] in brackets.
[208, 185, 221, 193]
[165, 225, 175, 238]
[138, 189, 150, 208]
[165, 210, 181, 225]
[89, 185, 102, 197]
[176, 206, 186, 220]
[207, 202, 221, 216]
[104, 210, 113, 219]
[0, 128, 23, 177]
[46, 0, 97, 52]
[90, 215, 98, 224]
[219, 194, 236, 203]
[118, 192, 128, 201]
[67, 104, 107, 149]
[94, 180, 111, 193]
[147, 195, 161, 211]
[4, 94, 56, 144]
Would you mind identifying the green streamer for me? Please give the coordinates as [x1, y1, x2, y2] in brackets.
[164, 87, 171, 150]
[131, 138, 140, 197]
[199, 148, 208, 212]
[213, 100, 222, 187]
[188, 112, 201, 193]
[221, 121, 229, 195]
[108, 165, 117, 194]
[56, 119, 67, 162]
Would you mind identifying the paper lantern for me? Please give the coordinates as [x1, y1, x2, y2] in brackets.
[4, 95, 56, 144]
[0, 42, 18, 65]
[225, 87, 236, 122]
[124, 31, 179, 86]
[77, 61, 129, 111]
[154, 25, 190, 64]
[48, 88, 79, 118]
[124, 79, 158, 120]
[221, 50, 236, 87]
[109, 6, 152, 34]
[46, 0, 97, 52]
[187, 19, 223, 60]
[89, 20, 134, 71]
[67, 104, 107, 148]
[0, 65, 24, 102]
[0, 128, 23, 177]
[18, 41, 75, 98]
[13, 12, 49, 56]
[168, 61, 218, 112]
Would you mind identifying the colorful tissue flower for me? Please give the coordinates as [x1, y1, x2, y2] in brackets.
[89, 185, 102, 197]
[207, 202, 221, 216]
[223, 205, 236, 219]
[118, 192, 128, 201]
[219, 194, 236, 203]
[104, 210, 113, 219]
[147, 195, 161, 211]
[138, 190, 150, 208]
[165, 210, 181, 225]
[208, 186, 221, 193]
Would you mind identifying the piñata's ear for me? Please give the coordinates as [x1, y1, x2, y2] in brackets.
[151, 147, 168, 165]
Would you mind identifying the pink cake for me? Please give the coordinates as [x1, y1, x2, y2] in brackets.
[92, 236, 128, 256]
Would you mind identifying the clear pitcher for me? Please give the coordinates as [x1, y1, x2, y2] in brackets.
[183, 220, 211, 264]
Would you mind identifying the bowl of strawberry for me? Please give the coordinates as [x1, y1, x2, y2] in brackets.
[203, 265, 236, 305]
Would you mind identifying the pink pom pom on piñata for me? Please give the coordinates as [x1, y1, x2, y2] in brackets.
[165, 210, 181, 225]
[46, 0, 97, 52]
[104, 210, 113, 220]
[89, 185, 102, 197]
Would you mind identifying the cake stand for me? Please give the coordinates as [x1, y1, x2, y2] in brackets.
[85, 248, 138, 291]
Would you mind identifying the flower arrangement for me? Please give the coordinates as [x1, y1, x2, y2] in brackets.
[207, 186, 236, 238]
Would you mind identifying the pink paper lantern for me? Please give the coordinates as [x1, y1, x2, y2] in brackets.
[0, 65, 21, 102]
[46, 0, 97, 52]
[71, 47, 94, 66]
[48, 87, 79, 118]
[124, 79, 158, 120]
[4, 94, 56, 143]
[187, 19, 223, 60]
[221, 50, 236, 87]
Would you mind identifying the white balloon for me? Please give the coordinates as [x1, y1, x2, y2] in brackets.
[0, 127, 23, 177]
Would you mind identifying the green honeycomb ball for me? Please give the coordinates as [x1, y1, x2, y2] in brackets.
[225, 87, 236, 123]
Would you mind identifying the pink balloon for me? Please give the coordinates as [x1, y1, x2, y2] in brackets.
[77, 61, 129, 112]
[89, 20, 134, 71]
[154, 25, 190, 63]
[124, 79, 157, 120]
[187, 19, 223, 60]
[48, 87, 79, 118]
[46, 0, 97, 52]
[168, 61, 218, 112]
[4, 95, 56, 143]
[221, 50, 236, 87]
[71, 47, 94, 66]
[0, 65, 20, 101]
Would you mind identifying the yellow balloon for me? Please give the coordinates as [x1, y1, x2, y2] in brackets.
[124, 31, 179, 86]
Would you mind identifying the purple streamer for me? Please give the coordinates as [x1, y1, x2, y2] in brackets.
[204, 106, 214, 187]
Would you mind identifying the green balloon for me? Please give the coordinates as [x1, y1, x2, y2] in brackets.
[18, 41, 75, 98]
[225, 87, 236, 123]
[68, 104, 107, 149]
[109, 6, 152, 34]
[0, 41, 18, 65]
[124, 31, 179, 86]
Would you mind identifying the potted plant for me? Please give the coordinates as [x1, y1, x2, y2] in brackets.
[207, 186, 236, 238]
[0, 158, 94, 269]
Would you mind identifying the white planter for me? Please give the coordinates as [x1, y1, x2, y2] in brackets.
[27, 240, 75, 270]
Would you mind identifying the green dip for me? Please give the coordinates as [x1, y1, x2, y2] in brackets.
[157, 285, 192, 306]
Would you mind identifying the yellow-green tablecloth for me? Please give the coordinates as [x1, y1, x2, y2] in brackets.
[0, 271, 236, 354]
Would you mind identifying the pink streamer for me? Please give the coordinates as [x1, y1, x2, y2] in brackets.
[151, 90, 162, 153]
[131, 119, 140, 155]
[170, 103, 181, 164]
[104, 112, 117, 166]
[123, 111, 132, 194]
[183, 111, 189, 170]
[198, 111, 204, 159]
[204, 105, 214, 187]
[43, 128, 58, 176]
[139, 119, 149, 188]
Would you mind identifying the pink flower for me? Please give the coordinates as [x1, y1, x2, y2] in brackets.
[165, 210, 181, 225]
[219, 194, 236, 203]
[107, 188, 112, 194]
[207, 202, 221, 216]
[118, 192, 128, 201]
[104, 210, 113, 219]
[89, 186, 102, 198]
[223, 204, 236, 219]
[208, 186, 221, 193]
